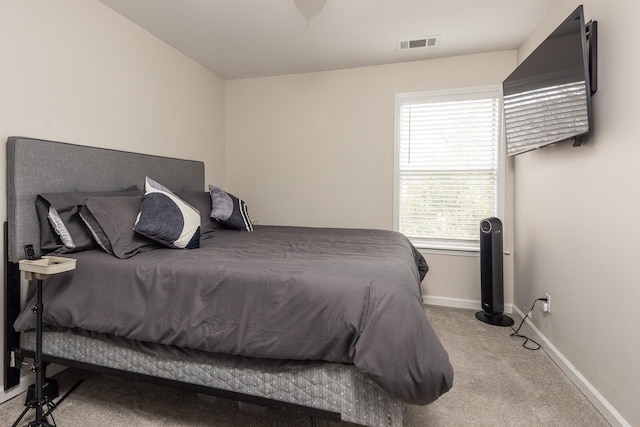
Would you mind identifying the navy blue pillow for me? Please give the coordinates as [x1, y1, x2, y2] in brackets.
[134, 177, 201, 249]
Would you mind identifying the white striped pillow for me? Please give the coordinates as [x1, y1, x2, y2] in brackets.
[208, 185, 254, 232]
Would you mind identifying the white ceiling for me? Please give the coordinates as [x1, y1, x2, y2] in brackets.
[99, 0, 557, 80]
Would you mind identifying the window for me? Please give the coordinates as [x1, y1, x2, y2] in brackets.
[394, 86, 503, 252]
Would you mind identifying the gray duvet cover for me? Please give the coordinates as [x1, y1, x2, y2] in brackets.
[15, 225, 453, 404]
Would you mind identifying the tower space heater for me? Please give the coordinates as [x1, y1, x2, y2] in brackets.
[475, 217, 514, 327]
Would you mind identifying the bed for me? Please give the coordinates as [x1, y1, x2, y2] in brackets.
[4, 137, 453, 426]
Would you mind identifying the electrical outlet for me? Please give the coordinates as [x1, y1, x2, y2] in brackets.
[543, 293, 551, 313]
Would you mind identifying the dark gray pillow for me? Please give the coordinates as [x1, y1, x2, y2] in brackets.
[36, 197, 65, 254]
[134, 177, 201, 249]
[35, 187, 142, 254]
[79, 206, 113, 255]
[176, 191, 223, 240]
[81, 195, 160, 259]
[208, 185, 254, 231]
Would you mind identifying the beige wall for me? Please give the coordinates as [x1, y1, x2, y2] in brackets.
[226, 51, 517, 302]
[0, 0, 225, 399]
[514, 1, 639, 425]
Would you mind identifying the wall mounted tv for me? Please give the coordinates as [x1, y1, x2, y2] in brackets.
[503, 5, 597, 156]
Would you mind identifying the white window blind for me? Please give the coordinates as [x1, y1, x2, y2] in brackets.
[395, 87, 502, 250]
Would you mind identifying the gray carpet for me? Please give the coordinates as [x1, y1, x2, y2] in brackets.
[0, 306, 609, 426]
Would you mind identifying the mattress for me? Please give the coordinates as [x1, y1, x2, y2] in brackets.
[21, 330, 403, 427]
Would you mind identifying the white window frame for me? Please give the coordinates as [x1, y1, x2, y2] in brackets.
[393, 85, 505, 254]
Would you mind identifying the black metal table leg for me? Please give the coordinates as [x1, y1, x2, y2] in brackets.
[12, 279, 55, 427]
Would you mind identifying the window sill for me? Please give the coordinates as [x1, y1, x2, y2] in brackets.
[414, 245, 511, 258]
[415, 246, 480, 257]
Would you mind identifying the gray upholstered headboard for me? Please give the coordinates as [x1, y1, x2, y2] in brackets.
[6, 137, 205, 263]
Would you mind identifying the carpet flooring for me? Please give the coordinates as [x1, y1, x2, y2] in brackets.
[0, 306, 609, 426]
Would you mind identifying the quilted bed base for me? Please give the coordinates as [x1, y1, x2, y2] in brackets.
[21, 331, 403, 426]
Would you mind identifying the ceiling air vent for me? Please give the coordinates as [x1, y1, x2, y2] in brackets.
[398, 36, 440, 51]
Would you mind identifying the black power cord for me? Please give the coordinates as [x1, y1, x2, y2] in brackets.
[510, 297, 547, 350]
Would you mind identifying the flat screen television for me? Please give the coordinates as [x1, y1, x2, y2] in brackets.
[503, 5, 597, 156]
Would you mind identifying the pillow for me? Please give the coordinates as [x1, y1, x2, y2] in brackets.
[80, 195, 160, 259]
[176, 191, 223, 240]
[79, 206, 113, 255]
[208, 185, 254, 231]
[35, 187, 142, 254]
[36, 197, 71, 253]
[134, 177, 201, 249]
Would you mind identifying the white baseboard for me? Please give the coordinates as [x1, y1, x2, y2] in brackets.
[0, 364, 67, 404]
[422, 295, 513, 314]
[511, 306, 630, 427]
